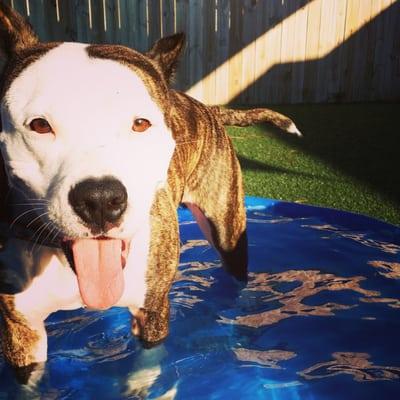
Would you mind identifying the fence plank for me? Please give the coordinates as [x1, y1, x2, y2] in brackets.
[228, 0, 244, 103]
[316, 0, 336, 102]
[291, 2, 308, 103]
[328, 0, 347, 102]
[27, 0, 46, 41]
[174, 0, 190, 90]
[122, 0, 140, 50]
[382, 0, 399, 101]
[161, 0, 175, 36]
[238, 0, 257, 104]
[103, 0, 118, 44]
[74, 0, 91, 43]
[278, 0, 295, 104]
[187, 0, 204, 101]
[361, 0, 377, 101]
[303, 0, 322, 102]
[214, 0, 230, 105]
[201, 0, 216, 104]
[254, 0, 269, 104]
[389, 1, 400, 100]
[350, 0, 372, 101]
[343, 0, 361, 101]
[138, 0, 149, 52]
[148, 0, 161, 46]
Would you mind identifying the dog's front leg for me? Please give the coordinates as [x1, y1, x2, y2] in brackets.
[129, 189, 180, 347]
[0, 239, 51, 373]
[0, 294, 47, 370]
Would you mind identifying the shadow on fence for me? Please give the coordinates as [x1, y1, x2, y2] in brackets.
[5, 0, 399, 104]
[228, 1, 400, 105]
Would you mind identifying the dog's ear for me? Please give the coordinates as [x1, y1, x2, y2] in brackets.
[0, 2, 39, 60]
[146, 33, 185, 83]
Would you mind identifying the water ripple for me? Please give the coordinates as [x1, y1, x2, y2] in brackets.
[302, 224, 400, 254]
[299, 352, 400, 382]
[233, 348, 297, 369]
[219, 269, 380, 328]
[368, 260, 400, 279]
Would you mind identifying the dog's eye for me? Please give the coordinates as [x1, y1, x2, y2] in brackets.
[29, 118, 53, 134]
[132, 118, 151, 133]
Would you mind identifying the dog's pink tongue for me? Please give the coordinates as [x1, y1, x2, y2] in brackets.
[72, 239, 124, 310]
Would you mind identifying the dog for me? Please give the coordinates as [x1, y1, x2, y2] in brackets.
[0, 3, 300, 374]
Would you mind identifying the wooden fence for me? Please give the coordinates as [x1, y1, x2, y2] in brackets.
[4, 0, 400, 105]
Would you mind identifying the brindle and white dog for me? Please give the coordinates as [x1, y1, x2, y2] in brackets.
[0, 3, 300, 374]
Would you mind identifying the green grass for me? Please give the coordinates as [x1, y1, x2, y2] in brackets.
[227, 103, 400, 226]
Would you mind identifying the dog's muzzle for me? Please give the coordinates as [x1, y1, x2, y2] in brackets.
[68, 176, 128, 232]
[64, 176, 131, 310]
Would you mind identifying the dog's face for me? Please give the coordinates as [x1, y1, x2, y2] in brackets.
[0, 4, 186, 308]
[1, 42, 175, 238]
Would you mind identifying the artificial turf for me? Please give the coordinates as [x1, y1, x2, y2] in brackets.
[227, 103, 400, 226]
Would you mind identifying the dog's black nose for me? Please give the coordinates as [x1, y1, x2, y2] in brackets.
[68, 177, 128, 231]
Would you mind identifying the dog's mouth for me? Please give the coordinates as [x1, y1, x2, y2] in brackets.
[62, 237, 130, 310]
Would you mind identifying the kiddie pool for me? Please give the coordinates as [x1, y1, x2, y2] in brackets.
[1, 197, 400, 399]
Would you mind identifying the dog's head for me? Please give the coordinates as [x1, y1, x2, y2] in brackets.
[0, 4, 185, 307]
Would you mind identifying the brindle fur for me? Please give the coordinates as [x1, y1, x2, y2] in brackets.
[0, 2, 37, 57]
[210, 106, 299, 132]
[0, 3, 300, 368]
[0, 294, 40, 366]
[139, 187, 180, 344]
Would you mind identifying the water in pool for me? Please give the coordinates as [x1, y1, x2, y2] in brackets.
[1, 197, 400, 399]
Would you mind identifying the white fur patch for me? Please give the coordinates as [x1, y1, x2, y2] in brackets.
[0, 42, 175, 239]
[11, 245, 80, 363]
[13, 247, 82, 319]
[119, 218, 151, 308]
[287, 122, 302, 137]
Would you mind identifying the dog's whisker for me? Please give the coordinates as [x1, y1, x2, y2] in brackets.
[9, 207, 46, 229]
[12, 202, 49, 206]
[40, 223, 58, 246]
[30, 221, 51, 241]
[30, 221, 53, 254]
[26, 211, 50, 228]
[51, 227, 62, 243]
[23, 198, 50, 203]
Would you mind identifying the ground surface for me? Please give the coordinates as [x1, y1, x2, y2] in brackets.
[227, 103, 400, 226]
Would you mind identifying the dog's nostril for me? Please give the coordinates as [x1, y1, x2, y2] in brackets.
[108, 196, 125, 208]
[68, 177, 128, 230]
[86, 199, 100, 212]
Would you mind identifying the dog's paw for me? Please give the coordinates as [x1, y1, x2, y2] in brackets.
[132, 308, 146, 337]
[223, 263, 248, 284]
[132, 308, 169, 348]
[132, 319, 166, 349]
[140, 337, 166, 350]
[13, 362, 44, 386]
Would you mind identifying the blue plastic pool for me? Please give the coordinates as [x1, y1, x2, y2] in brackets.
[1, 197, 400, 399]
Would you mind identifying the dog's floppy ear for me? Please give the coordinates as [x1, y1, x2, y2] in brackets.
[146, 33, 185, 83]
[0, 2, 38, 59]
